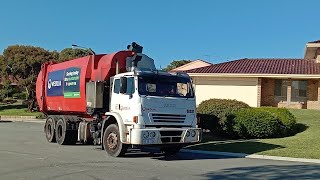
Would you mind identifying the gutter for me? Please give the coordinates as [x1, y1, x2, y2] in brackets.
[188, 73, 320, 79]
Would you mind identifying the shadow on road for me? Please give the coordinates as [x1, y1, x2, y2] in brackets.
[188, 140, 284, 154]
[122, 149, 237, 161]
[201, 164, 320, 179]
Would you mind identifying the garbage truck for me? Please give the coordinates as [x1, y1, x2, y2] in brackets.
[36, 42, 201, 157]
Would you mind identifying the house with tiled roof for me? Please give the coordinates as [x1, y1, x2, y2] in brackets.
[185, 40, 320, 109]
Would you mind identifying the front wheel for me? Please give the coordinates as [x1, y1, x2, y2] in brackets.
[103, 124, 127, 157]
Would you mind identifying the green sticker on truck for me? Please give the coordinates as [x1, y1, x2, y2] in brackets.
[63, 67, 81, 98]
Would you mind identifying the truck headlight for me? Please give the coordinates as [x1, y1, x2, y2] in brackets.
[150, 131, 156, 138]
[186, 131, 190, 137]
[191, 130, 196, 137]
[143, 131, 149, 139]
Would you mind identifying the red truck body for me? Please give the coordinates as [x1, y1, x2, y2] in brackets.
[36, 51, 135, 116]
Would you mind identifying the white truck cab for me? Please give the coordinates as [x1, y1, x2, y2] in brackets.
[106, 58, 201, 156]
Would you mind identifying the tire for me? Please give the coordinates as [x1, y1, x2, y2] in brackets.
[103, 124, 127, 157]
[55, 118, 77, 145]
[162, 146, 181, 156]
[44, 117, 56, 143]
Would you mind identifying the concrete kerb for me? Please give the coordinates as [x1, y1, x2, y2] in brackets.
[0, 116, 45, 123]
[180, 149, 320, 164]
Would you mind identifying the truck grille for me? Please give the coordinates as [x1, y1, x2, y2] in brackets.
[160, 131, 182, 136]
[150, 113, 186, 123]
[160, 131, 182, 143]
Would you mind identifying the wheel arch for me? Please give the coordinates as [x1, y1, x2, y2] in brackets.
[101, 112, 127, 144]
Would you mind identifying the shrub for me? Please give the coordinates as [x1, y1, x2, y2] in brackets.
[231, 108, 282, 138]
[197, 113, 220, 134]
[12, 92, 28, 100]
[36, 113, 46, 119]
[259, 107, 297, 135]
[197, 99, 250, 135]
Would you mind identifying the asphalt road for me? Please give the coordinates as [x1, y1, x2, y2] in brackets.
[0, 121, 319, 180]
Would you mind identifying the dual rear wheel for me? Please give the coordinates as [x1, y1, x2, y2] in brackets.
[44, 117, 77, 145]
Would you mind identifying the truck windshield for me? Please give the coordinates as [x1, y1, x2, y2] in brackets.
[138, 75, 194, 98]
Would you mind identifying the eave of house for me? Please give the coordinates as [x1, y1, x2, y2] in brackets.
[188, 73, 320, 79]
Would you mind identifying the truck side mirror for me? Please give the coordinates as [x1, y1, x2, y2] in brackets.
[120, 77, 127, 94]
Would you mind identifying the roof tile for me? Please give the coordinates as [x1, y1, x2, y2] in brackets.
[185, 58, 320, 74]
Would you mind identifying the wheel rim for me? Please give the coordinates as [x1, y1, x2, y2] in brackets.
[107, 132, 118, 150]
[57, 124, 63, 138]
[47, 124, 52, 136]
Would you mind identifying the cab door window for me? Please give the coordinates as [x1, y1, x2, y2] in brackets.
[113, 79, 120, 94]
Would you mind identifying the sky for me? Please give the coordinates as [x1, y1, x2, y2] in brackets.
[0, 0, 320, 68]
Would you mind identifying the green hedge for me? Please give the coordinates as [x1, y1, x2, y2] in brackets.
[197, 98, 297, 139]
[197, 99, 250, 135]
[231, 108, 282, 138]
[259, 107, 297, 135]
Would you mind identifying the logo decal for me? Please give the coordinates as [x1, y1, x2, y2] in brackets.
[48, 79, 52, 89]
[47, 79, 62, 89]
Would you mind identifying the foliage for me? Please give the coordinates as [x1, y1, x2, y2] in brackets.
[58, 48, 91, 62]
[197, 99, 250, 135]
[1, 45, 58, 111]
[231, 108, 282, 138]
[0, 77, 14, 100]
[0, 103, 43, 117]
[259, 107, 297, 135]
[163, 60, 192, 71]
[12, 91, 28, 100]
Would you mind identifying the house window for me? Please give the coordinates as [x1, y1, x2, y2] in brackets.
[274, 80, 287, 97]
[291, 80, 307, 98]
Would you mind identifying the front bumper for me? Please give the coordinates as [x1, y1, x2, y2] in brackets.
[129, 128, 201, 145]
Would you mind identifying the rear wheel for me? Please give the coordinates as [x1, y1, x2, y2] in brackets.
[55, 118, 77, 145]
[103, 124, 127, 157]
[44, 117, 56, 143]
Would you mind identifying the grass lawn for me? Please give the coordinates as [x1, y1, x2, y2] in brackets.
[0, 102, 43, 117]
[189, 109, 320, 159]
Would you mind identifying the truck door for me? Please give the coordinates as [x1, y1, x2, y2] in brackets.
[111, 77, 136, 123]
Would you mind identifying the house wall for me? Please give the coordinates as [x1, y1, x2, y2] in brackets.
[261, 78, 320, 109]
[307, 80, 320, 109]
[192, 77, 259, 107]
[261, 78, 276, 106]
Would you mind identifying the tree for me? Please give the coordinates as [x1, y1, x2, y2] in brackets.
[0, 55, 13, 100]
[162, 60, 192, 71]
[1, 45, 58, 111]
[58, 48, 91, 62]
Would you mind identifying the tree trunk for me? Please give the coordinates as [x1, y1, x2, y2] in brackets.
[28, 98, 35, 112]
[25, 87, 30, 100]
[27, 89, 36, 112]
